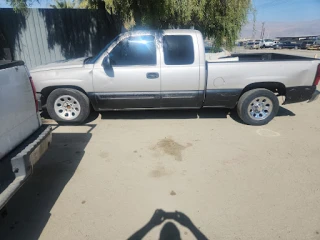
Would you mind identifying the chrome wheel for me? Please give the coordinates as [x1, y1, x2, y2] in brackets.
[54, 95, 81, 120]
[247, 97, 273, 121]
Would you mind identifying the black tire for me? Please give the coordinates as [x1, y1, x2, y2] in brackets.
[47, 88, 91, 124]
[237, 89, 279, 126]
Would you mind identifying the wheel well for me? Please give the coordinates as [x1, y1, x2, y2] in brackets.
[40, 86, 88, 106]
[240, 82, 286, 98]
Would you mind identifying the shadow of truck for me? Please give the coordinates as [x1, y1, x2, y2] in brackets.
[0, 132, 92, 240]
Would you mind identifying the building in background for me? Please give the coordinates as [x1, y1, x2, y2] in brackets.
[276, 35, 320, 43]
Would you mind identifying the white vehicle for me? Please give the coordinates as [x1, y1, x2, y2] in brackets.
[245, 41, 260, 49]
[261, 39, 275, 48]
[0, 61, 52, 209]
[31, 29, 320, 126]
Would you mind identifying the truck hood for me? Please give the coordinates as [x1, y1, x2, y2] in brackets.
[30, 57, 87, 73]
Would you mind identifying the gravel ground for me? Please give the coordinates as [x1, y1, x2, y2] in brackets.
[0, 51, 319, 240]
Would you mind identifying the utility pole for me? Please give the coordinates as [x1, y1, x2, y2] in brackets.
[251, 22, 256, 40]
[260, 22, 265, 40]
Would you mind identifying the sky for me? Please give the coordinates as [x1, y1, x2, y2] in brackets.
[243, 0, 320, 38]
[251, 0, 320, 22]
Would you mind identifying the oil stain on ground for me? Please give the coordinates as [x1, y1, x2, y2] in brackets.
[150, 166, 171, 178]
[153, 137, 192, 161]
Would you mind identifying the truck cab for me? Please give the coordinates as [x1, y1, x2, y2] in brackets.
[89, 30, 206, 110]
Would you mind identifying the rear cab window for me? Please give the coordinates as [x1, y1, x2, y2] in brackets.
[163, 35, 194, 65]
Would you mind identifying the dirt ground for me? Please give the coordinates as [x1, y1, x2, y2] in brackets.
[0, 51, 320, 240]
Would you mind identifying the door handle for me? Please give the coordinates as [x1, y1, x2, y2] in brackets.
[146, 72, 159, 79]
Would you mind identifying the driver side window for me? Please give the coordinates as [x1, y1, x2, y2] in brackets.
[109, 35, 156, 66]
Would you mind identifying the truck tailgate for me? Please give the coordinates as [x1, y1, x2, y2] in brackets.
[0, 63, 40, 159]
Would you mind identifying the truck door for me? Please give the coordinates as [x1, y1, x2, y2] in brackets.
[160, 34, 201, 108]
[92, 34, 161, 110]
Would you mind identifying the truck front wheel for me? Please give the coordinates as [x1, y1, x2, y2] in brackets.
[237, 89, 279, 126]
[47, 88, 90, 124]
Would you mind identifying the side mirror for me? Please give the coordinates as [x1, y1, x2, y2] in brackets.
[102, 55, 111, 69]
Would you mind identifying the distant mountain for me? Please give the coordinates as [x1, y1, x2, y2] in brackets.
[240, 20, 320, 39]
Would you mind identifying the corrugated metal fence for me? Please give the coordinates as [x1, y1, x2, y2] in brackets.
[0, 9, 120, 68]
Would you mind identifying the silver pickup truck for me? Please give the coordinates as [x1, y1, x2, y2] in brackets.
[31, 30, 320, 125]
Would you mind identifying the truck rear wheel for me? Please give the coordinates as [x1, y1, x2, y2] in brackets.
[47, 88, 90, 124]
[237, 89, 279, 126]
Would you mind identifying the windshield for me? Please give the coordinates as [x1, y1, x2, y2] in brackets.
[85, 35, 121, 64]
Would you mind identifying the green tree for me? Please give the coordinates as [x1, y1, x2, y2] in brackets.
[5, 0, 30, 13]
[50, 0, 76, 9]
[79, 0, 253, 49]
[6, 0, 253, 49]
[78, 0, 113, 10]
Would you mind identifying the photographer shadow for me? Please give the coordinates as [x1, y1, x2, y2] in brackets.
[128, 209, 208, 240]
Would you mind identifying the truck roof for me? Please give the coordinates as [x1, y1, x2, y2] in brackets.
[121, 29, 201, 37]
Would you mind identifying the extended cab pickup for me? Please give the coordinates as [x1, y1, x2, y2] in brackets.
[31, 30, 320, 125]
[0, 61, 52, 210]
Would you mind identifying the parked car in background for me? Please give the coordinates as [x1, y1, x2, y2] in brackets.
[245, 41, 259, 49]
[255, 40, 262, 49]
[307, 40, 320, 50]
[261, 39, 275, 48]
[0, 61, 52, 210]
[301, 40, 315, 49]
[308, 44, 320, 50]
[273, 41, 300, 49]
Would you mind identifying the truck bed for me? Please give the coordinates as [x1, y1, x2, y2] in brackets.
[206, 53, 320, 89]
[230, 53, 317, 62]
[204, 53, 320, 108]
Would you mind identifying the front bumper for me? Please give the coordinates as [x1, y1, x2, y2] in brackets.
[0, 125, 52, 209]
